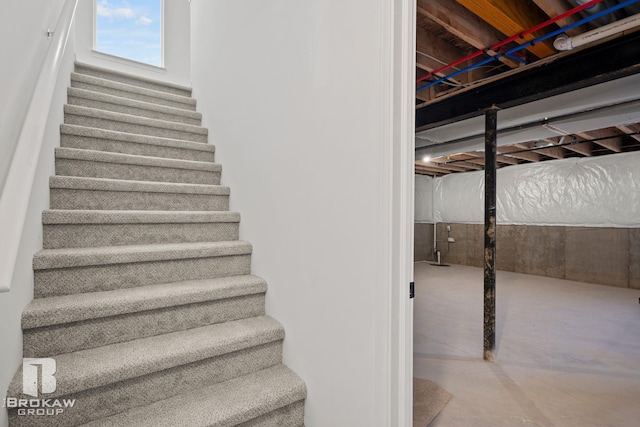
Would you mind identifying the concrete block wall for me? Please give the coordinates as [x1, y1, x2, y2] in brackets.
[414, 222, 640, 289]
[414, 223, 434, 262]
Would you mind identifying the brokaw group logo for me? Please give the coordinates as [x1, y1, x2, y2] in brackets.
[3, 358, 76, 417]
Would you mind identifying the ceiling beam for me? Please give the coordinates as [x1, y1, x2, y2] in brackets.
[455, 0, 556, 59]
[576, 129, 623, 152]
[497, 145, 541, 162]
[531, 0, 583, 37]
[496, 155, 519, 165]
[432, 163, 475, 172]
[535, 145, 566, 159]
[416, 0, 521, 69]
[616, 124, 640, 143]
[563, 141, 593, 156]
[416, 31, 640, 130]
[416, 26, 469, 78]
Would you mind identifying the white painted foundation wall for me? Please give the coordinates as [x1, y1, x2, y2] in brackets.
[190, 0, 413, 425]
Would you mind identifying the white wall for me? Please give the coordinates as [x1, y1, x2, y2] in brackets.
[0, 13, 76, 427]
[75, 0, 190, 86]
[0, 0, 67, 194]
[426, 152, 640, 227]
[190, 1, 411, 425]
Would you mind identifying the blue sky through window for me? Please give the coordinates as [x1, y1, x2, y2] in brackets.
[96, 0, 162, 67]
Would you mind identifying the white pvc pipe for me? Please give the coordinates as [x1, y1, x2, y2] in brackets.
[0, 0, 78, 292]
[554, 12, 640, 50]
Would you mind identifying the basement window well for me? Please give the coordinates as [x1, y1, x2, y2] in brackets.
[95, 0, 163, 67]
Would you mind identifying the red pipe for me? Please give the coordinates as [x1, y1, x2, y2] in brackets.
[416, 0, 605, 84]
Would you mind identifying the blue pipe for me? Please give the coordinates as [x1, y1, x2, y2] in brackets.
[417, 0, 640, 93]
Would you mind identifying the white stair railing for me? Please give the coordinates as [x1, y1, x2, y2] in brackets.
[0, 0, 78, 292]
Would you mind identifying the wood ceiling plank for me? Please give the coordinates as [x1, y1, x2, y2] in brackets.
[531, 0, 582, 37]
[417, 0, 521, 68]
[456, 0, 557, 58]
[576, 129, 623, 152]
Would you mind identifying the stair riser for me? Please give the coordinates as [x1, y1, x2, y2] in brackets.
[43, 222, 239, 249]
[68, 96, 202, 126]
[9, 341, 283, 427]
[55, 158, 221, 185]
[64, 113, 208, 143]
[74, 65, 192, 97]
[24, 294, 266, 356]
[50, 189, 229, 211]
[239, 401, 305, 427]
[34, 255, 252, 298]
[60, 134, 215, 162]
[71, 80, 196, 111]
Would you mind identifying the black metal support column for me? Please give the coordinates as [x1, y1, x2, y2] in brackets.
[484, 107, 497, 362]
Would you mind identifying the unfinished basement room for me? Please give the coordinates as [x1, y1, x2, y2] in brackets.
[412, 0, 640, 426]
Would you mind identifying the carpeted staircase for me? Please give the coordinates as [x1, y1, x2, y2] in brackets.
[6, 62, 306, 426]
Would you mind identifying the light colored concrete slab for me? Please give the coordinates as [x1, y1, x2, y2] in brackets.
[414, 262, 640, 427]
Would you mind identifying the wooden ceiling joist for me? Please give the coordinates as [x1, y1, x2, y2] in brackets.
[497, 145, 541, 162]
[616, 124, 640, 143]
[535, 145, 566, 159]
[562, 141, 593, 156]
[416, 0, 521, 69]
[455, 0, 557, 59]
[531, 0, 583, 37]
[576, 130, 623, 152]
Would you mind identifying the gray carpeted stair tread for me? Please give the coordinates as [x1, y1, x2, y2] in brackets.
[50, 175, 229, 195]
[60, 124, 215, 162]
[55, 146, 222, 184]
[74, 62, 193, 97]
[78, 364, 306, 427]
[68, 87, 202, 125]
[8, 316, 285, 399]
[43, 209, 240, 225]
[70, 72, 197, 111]
[42, 209, 241, 248]
[34, 240, 252, 270]
[49, 176, 230, 212]
[64, 105, 208, 143]
[22, 275, 267, 329]
[55, 147, 220, 172]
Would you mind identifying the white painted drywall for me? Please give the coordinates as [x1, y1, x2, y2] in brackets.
[75, 0, 190, 86]
[190, 1, 409, 425]
[0, 17, 76, 427]
[430, 151, 640, 227]
[0, 0, 67, 194]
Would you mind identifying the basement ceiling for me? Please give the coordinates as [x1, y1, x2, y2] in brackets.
[415, 0, 640, 176]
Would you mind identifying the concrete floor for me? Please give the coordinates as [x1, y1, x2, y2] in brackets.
[414, 262, 640, 427]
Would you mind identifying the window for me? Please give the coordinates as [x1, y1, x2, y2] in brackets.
[95, 0, 163, 67]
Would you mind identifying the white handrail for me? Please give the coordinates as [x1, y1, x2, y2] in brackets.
[0, 0, 78, 293]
